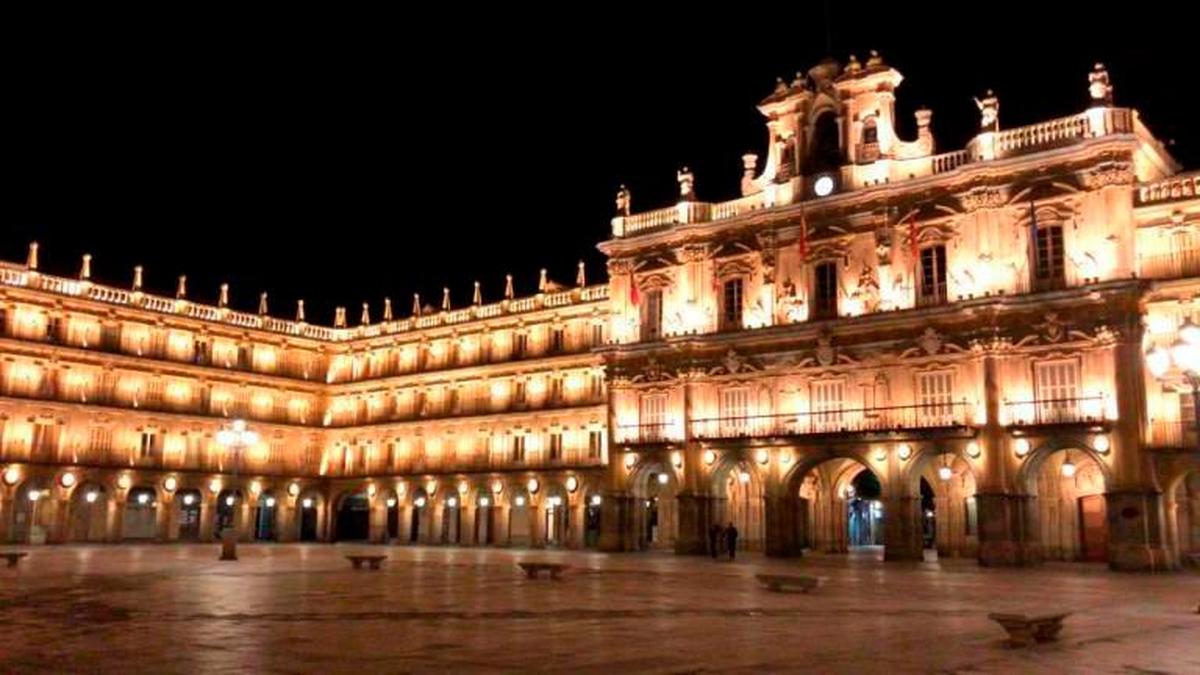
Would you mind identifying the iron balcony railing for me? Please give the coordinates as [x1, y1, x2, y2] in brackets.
[1148, 420, 1199, 450]
[1138, 249, 1200, 281]
[1003, 395, 1108, 426]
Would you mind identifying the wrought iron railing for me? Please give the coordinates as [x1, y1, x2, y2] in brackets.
[691, 402, 973, 440]
[1003, 396, 1107, 426]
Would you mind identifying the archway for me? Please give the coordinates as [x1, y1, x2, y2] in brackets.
[70, 482, 109, 542]
[334, 491, 370, 542]
[711, 459, 764, 552]
[805, 109, 843, 176]
[583, 490, 602, 549]
[475, 487, 496, 546]
[215, 489, 245, 539]
[254, 491, 278, 541]
[630, 461, 679, 551]
[917, 453, 979, 559]
[175, 488, 203, 541]
[542, 484, 569, 548]
[790, 456, 880, 556]
[122, 486, 159, 540]
[1167, 471, 1200, 566]
[380, 489, 399, 542]
[11, 479, 54, 544]
[1021, 445, 1109, 563]
[298, 491, 323, 542]
[409, 488, 429, 543]
[507, 485, 532, 547]
[441, 491, 462, 544]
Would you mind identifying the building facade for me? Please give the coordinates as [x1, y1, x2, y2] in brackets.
[2, 57, 1198, 571]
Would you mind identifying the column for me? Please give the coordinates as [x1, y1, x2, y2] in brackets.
[882, 496, 924, 561]
[598, 493, 637, 552]
[461, 505, 476, 546]
[764, 493, 802, 557]
[568, 502, 584, 549]
[277, 500, 296, 542]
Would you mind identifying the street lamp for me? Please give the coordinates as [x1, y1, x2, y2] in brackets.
[1146, 319, 1200, 449]
[214, 419, 258, 561]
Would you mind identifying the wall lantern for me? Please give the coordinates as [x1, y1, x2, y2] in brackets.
[1092, 435, 1110, 454]
[527, 478, 540, 494]
[163, 476, 177, 493]
[1014, 438, 1031, 458]
[288, 482, 301, 497]
[965, 442, 981, 459]
[897, 444, 913, 461]
[118, 474, 133, 490]
[3, 466, 20, 486]
[566, 476, 579, 493]
[61, 472, 78, 489]
[624, 453, 638, 469]
[703, 450, 717, 466]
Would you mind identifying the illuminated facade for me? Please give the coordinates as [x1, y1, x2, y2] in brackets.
[2, 57, 1197, 570]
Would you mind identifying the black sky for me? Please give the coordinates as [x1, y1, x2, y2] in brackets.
[6, 6, 1196, 324]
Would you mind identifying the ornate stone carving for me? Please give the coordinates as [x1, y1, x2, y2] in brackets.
[1081, 162, 1134, 190]
[1035, 312, 1068, 343]
[815, 334, 835, 367]
[958, 187, 1006, 212]
[675, 244, 709, 264]
[917, 327, 943, 355]
[615, 185, 631, 216]
[632, 357, 677, 384]
[874, 227, 893, 266]
[974, 90, 999, 132]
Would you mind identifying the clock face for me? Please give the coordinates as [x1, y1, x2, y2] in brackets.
[813, 174, 835, 197]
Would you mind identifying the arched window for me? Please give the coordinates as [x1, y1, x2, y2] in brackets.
[805, 111, 843, 176]
[861, 116, 878, 145]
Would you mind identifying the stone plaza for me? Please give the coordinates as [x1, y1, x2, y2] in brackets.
[1, 544, 1197, 673]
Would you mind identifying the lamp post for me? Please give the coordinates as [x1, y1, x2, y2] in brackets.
[214, 419, 257, 560]
[1146, 318, 1200, 450]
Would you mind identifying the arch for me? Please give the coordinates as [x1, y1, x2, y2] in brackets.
[123, 485, 160, 540]
[582, 486, 603, 549]
[784, 451, 881, 556]
[473, 483, 498, 546]
[253, 490, 279, 541]
[174, 488, 204, 541]
[709, 455, 765, 552]
[332, 489, 370, 542]
[378, 488, 400, 542]
[805, 109, 843, 177]
[541, 481, 570, 548]
[69, 481, 110, 542]
[629, 458, 680, 551]
[440, 487, 464, 545]
[914, 451, 979, 559]
[10, 477, 54, 544]
[1166, 469, 1200, 567]
[408, 487, 430, 544]
[506, 482, 534, 547]
[215, 488, 247, 539]
[297, 489, 325, 542]
[1018, 440, 1110, 563]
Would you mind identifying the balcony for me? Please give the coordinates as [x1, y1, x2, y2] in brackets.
[1138, 249, 1200, 281]
[1003, 396, 1108, 427]
[692, 402, 974, 442]
[1148, 420, 1198, 451]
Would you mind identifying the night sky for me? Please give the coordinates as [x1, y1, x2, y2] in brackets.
[7, 7, 1195, 325]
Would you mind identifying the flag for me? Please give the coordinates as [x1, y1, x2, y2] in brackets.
[629, 270, 640, 307]
[797, 208, 809, 262]
[1029, 199, 1039, 263]
[907, 211, 920, 267]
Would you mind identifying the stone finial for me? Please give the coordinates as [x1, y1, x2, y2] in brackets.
[866, 50, 884, 68]
[132, 266, 144, 291]
[742, 153, 758, 179]
[676, 166, 695, 201]
[258, 292, 269, 316]
[915, 108, 933, 129]
[79, 254, 92, 280]
[383, 297, 393, 321]
[790, 72, 807, 89]
[176, 275, 187, 299]
[334, 306, 347, 328]
[218, 283, 229, 308]
[441, 287, 450, 312]
[473, 281, 482, 306]
[538, 269, 548, 293]
[361, 302, 370, 325]
[296, 299, 306, 322]
[615, 184, 631, 216]
[412, 293, 421, 318]
[974, 90, 999, 132]
[576, 261, 586, 287]
[1089, 62, 1113, 105]
[504, 274, 514, 300]
[773, 76, 787, 95]
[26, 242, 39, 270]
[845, 54, 862, 75]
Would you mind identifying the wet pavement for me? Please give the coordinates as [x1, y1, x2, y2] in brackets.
[0, 544, 1197, 673]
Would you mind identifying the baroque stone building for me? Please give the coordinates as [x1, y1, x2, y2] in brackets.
[2, 57, 1198, 571]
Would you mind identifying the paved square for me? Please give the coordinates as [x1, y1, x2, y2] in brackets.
[1, 545, 1197, 673]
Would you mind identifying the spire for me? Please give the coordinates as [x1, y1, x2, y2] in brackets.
[539, 269, 549, 293]
[26, 242, 39, 270]
[504, 274, 514, 300]
[132, 266, 144, 291]
[176, 276, 187, 299]
[472, 281, 482, 306]
[441, 287, 451, 312]
[334, 306, 347, 328]
[412, 293, 421, 318]
[296, 299, 306, 322]
[258, 292, 269, 316]
[218, 283, 229, 308]
[576, 261, 586, 287]
[79, 254, 92, 281]
[383, 297, 393, 321]
[361, 302, 370, 325]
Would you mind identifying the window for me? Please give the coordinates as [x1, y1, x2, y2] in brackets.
[721, 278, 744, 330]
[720, 387, 750, 435]
[588, 430, 603, 459]
[1033, 224, 1065, 290]
[811, 381, 844, 431]
[511, 434, 526, 463]
[640, 394, 667, 441]
[45, 316, 61, 343]
[387, 442, 397, 469]
[591, 323, 605, 347]
[589, 373, 604, 400]
[549, 377, 563, 404]
[1034, 360, 1079, 423]
[813, 262, 839, 319]
[447, 387, 460, 414]
[861, 117, 879, 145]
[549, 432, 563, 461]
[514, 380, 526, 405]
[139, 431, 158, 460]
[918, 245, 948, 306]
[550, 327, 565, 354]
[916, 371, 954, 424]
[640, 289, 663, 342]
[513, 333, 528, 359]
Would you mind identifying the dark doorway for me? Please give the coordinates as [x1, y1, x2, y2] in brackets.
[255, 494, 277, 541]
[335, 493, 370, 541]
[386, 498, 399, 540]
[920, 477, 936, 550]
[177, 490, 202, 541]
[299, 498, 319, 541]
[585, 496, 602, 548]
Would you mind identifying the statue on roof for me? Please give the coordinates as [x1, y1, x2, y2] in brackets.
[974, 89, 1000, 132]
[844, 54, 862, 76]
[1088, 63, 1113, 105]
[677, 166, 695, 202]
[866, 50, 884, 69]
[615, 184, 631, 216]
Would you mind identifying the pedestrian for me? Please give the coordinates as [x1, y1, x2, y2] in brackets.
[724, 522, 739, 561]
[708, 523, 721, 559]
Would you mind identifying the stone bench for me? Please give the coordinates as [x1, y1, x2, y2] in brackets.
[1, 552, 28, 568]
[755, 574, 824, 593]
[345, 555, 387, 570]
[518, 562, 568, 580]
[988, 612, 1071, 647]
